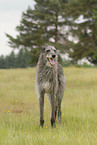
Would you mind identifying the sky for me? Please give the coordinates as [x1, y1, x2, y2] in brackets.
[0, 0, 35, 56]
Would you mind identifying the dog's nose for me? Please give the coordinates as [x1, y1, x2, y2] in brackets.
[52, 54, 56, 58]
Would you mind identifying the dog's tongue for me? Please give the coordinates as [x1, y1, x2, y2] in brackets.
[49, 58, 55, 66]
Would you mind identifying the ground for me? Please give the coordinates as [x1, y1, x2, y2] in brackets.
[0, 67, 97, 145]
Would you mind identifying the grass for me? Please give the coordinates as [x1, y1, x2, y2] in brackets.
[0, 67, 97, 145]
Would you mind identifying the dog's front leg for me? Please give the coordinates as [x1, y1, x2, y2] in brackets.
[39, 91, 44, 127]
[50, 95, 56, 127]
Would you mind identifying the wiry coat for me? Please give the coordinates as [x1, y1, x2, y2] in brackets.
[36, 48, 65, 127]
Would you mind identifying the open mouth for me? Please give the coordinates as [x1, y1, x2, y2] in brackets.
[47, 57, 55, 66]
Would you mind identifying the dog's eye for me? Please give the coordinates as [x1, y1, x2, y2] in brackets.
[46, 49, 50, 53]
[54, 49, 56, 52]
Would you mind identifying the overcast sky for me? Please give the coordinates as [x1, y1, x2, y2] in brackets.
[0, 0, 35, 56]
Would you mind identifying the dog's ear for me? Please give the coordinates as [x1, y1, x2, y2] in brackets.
[42, 47, 45, 53]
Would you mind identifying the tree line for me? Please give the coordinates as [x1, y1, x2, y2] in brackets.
[3, 0, 97, 68]
[0, 49, 32, 69]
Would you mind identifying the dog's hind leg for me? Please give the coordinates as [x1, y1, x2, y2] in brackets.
[39, 90, 45, 127]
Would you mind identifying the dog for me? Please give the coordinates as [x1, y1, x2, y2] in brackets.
[36, 46, 65, 127]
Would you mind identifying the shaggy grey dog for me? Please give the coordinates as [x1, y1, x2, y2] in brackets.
[36, 46, 65, 127]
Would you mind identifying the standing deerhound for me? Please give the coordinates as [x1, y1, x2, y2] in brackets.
[36, 46, 65, 127]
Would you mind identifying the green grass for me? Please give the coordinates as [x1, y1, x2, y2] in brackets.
[0, 67, 97, 145]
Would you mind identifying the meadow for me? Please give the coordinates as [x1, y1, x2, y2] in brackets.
[0, 67, 97, 145]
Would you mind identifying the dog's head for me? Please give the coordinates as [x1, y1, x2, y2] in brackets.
[42, 46, 57, 67]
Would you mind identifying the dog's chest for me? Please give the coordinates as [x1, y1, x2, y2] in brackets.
[42, 82, 51, 93]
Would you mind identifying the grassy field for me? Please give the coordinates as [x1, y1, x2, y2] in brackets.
[0, 67, 97, 145]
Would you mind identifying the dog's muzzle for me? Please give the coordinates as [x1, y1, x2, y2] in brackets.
[47, 54, 56, 66]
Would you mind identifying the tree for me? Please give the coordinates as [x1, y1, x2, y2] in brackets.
[6, 51, 16, 68]
[0, 55, 6, 69]
[6, 0, 71, 65]
[16, 48, 31, 68]
[92, 9, 97, 62]
[67, 0, 97, 64]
